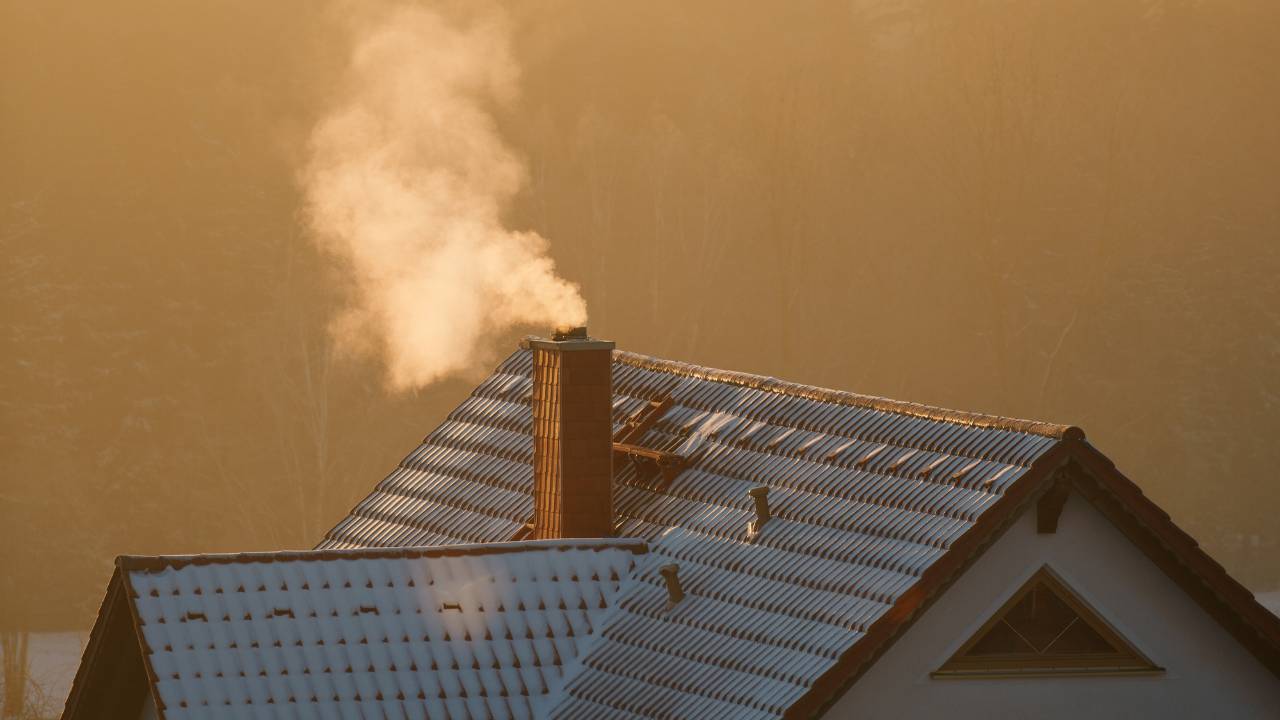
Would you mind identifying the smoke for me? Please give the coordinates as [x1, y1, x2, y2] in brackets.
[303, 2, 586, 390]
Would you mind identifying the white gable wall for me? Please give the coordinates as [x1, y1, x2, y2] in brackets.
[826, 494, 1280, 719]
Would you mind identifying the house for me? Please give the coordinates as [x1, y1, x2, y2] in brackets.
[66, 329, 1280, 718]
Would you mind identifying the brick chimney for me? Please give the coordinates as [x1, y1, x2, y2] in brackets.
[529, 326, 615, 539]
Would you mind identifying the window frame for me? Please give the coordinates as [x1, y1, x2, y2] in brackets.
[931, 565, 1164, 679]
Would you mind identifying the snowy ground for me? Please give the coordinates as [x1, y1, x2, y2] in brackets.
[0, 632, 88, 718]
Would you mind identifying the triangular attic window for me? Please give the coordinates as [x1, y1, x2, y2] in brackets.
[934, 566, 1161, 677]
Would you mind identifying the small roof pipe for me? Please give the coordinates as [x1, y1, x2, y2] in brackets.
[749, 486, 771, 534]
[658, 563, 684, 604]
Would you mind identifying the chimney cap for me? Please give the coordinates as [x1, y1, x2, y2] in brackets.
[526, 326, 615, 352]
[553, 325, 589, 341]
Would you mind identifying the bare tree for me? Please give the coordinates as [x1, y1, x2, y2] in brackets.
[1, 632, 28, 719]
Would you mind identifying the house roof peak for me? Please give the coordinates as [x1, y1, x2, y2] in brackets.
[611, 348, 1083, 441]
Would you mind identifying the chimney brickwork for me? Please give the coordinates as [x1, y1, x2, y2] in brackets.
[530, 328, 615, 539]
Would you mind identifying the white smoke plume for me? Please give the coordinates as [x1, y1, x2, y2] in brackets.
[303, 2, 586, 390]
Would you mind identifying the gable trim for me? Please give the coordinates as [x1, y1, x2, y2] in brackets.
[785, 436, 1280, 718]
[1068, 445, 1280, 681]
[117, 558, 166, 718]
[61, 569, 120, 719]
[61, 568, 152, 720]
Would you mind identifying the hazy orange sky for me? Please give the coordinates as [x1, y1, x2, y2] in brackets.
[3, 0, 1279, 632]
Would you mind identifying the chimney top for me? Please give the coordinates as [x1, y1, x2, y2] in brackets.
[528, 326, 615, 351]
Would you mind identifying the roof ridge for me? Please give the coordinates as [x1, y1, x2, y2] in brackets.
[117, 538, 649, 573]
[611, 349, 1082, 440]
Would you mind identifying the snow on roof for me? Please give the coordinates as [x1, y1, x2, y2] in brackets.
[119, 540, 645, 719]
[70, 345, 1280, 718]
[320, 348, 1070, 717]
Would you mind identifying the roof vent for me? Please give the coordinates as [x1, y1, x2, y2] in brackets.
[748, 486, 771, 534]
[658, 564, 684, 604]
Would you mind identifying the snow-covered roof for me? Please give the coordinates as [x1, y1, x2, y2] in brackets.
[315, 347, 1280, 716]
[66, 346, 1280, 718]
[322, 348, 1069, 552]
[114, 540, 644, 719]
[320, 348, 1072, 717]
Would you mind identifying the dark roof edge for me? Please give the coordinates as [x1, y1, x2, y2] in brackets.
[116, 537, 649, 574]
[1069, 441, 1280, 677]
[61, 568, 123, 720]
[786, 437, 1280, 717]
[612, 349, 1083, 440]
[118, 561, 166, 719]
[62, 567, 163, 719]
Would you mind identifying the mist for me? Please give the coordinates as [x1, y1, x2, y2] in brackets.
[2, 0, 1278, 676]
[304, 2, 586, 389]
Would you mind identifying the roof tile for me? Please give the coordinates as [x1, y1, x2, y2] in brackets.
[121, 541, 645, 719]
[320, 348, 1066, 717]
